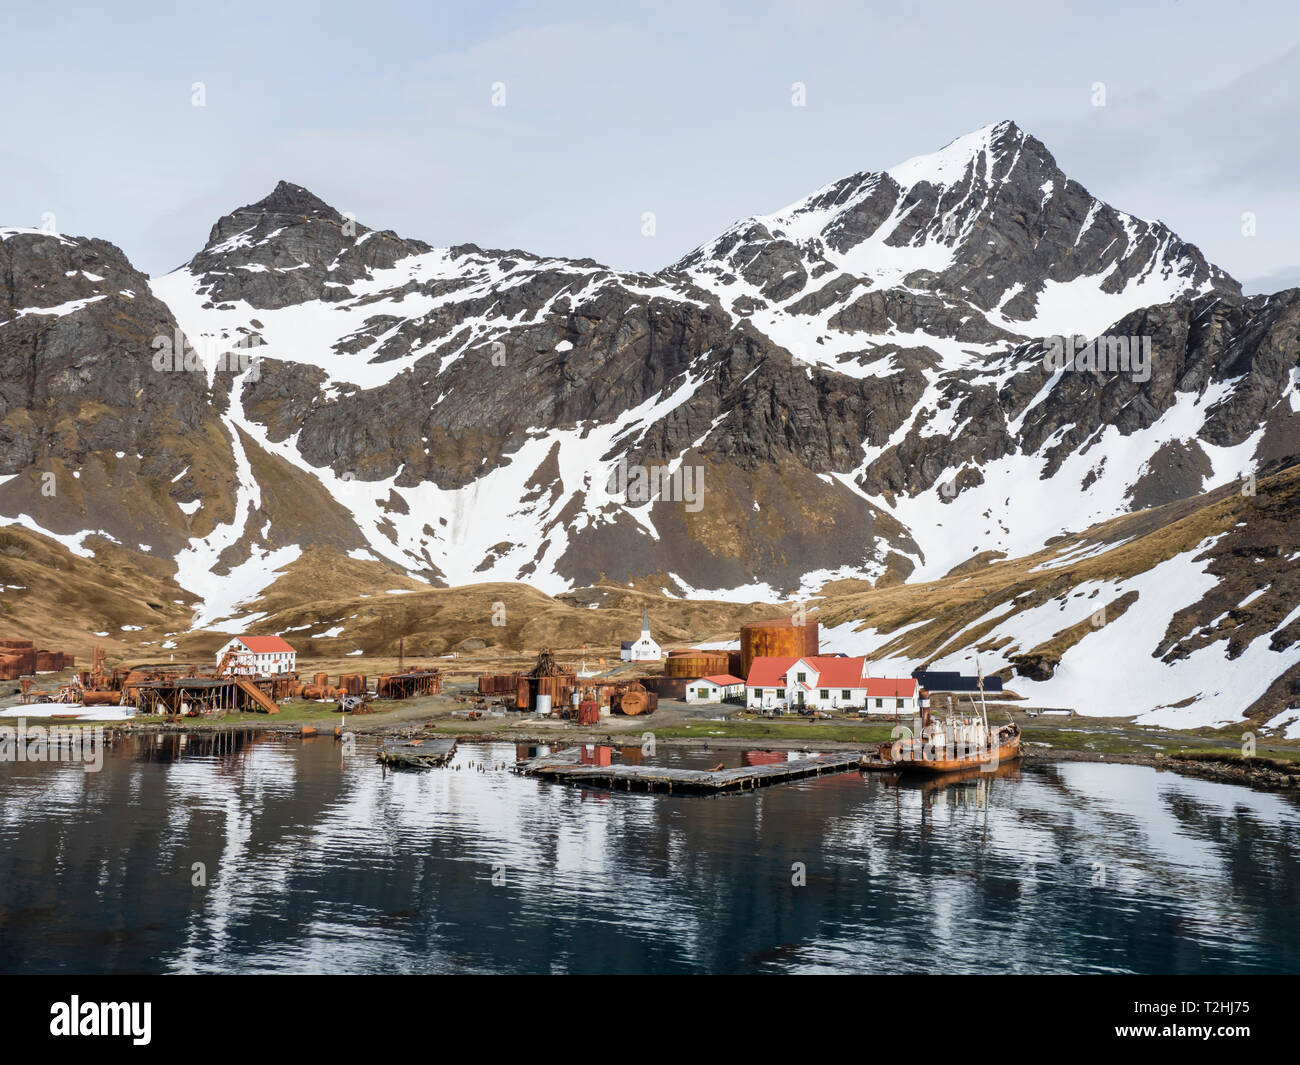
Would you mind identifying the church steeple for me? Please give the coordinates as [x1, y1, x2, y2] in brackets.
[621, 605, 662, 663]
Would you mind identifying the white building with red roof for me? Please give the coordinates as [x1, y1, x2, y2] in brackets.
[685, 674, 745, 703]
[216, 635, 297, 676]
[745, 656, 917, 714]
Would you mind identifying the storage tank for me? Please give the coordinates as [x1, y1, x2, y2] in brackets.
[617, 688, 649, 716]
[739, 618, 820, 678]
[535, 693, 552, 716]
[0, 642, 36, 675]
[664, 649, 730, 678]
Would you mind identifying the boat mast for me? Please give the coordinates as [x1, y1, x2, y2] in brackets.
[976, 657, 989, 740]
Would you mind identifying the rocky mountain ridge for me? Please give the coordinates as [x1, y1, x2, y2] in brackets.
[2, 120, 1299, 728]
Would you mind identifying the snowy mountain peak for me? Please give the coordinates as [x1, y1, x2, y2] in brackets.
[885, 118, 1030, 188]
[6, 122, 1290, 685]
[676, 121, 1237, 350]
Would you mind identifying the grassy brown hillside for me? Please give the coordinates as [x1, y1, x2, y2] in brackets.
[2, 461, 1297, 726]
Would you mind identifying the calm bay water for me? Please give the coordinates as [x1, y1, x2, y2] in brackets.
[0, 733, 1297, 974]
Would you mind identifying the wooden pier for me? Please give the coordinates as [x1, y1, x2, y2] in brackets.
[129, 676, 280, 715]
[515, 747, 868, 794]
[377, 737, 457, 768]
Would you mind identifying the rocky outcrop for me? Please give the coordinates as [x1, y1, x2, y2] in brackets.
[0, 228, 239, 556]
[3, 122, 1299, 615]
[188, 181, 432, 309]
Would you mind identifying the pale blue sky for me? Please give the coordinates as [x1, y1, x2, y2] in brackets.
[4, 1, 1298, 289]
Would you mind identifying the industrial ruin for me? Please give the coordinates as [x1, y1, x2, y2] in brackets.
[3, 636, 443, 718]
[0, 639, 75, 680]
[477, 647, 658, 721]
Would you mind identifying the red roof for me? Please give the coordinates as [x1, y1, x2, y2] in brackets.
[745, 656, 914, 696]
[863, 677, 917, 698]
[746, 656, 798, 686]
[804, 657, 870, 688]
[701, 674, 743, 686]
[234, 635, 296, 654]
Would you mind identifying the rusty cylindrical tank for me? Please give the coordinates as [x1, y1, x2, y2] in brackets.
[663, 649, 730, 678]
[617, 684, 651, 716]
[740, 618, 820, 679]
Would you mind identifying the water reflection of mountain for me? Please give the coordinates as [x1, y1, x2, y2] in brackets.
[0, 738, 1295, 974]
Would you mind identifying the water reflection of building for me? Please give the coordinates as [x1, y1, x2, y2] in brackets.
[129, 729, 272, 768]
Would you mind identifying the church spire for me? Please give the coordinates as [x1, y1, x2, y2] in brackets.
[642, 607, 650, 634]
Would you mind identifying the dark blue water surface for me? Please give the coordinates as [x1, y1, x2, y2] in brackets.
[1, 733, 1297, 974]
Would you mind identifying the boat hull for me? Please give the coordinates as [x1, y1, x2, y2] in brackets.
[894, 729, 1021, 774]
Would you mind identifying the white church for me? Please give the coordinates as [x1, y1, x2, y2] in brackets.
[620, 608, 663, 663]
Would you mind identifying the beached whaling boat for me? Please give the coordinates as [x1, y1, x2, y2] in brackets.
[885, 665, 1020, 774]
[891, 719, 1021, 773]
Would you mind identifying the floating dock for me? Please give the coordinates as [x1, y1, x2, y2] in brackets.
[515, 747, 868, 794]
[377, 737, 457, 768]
